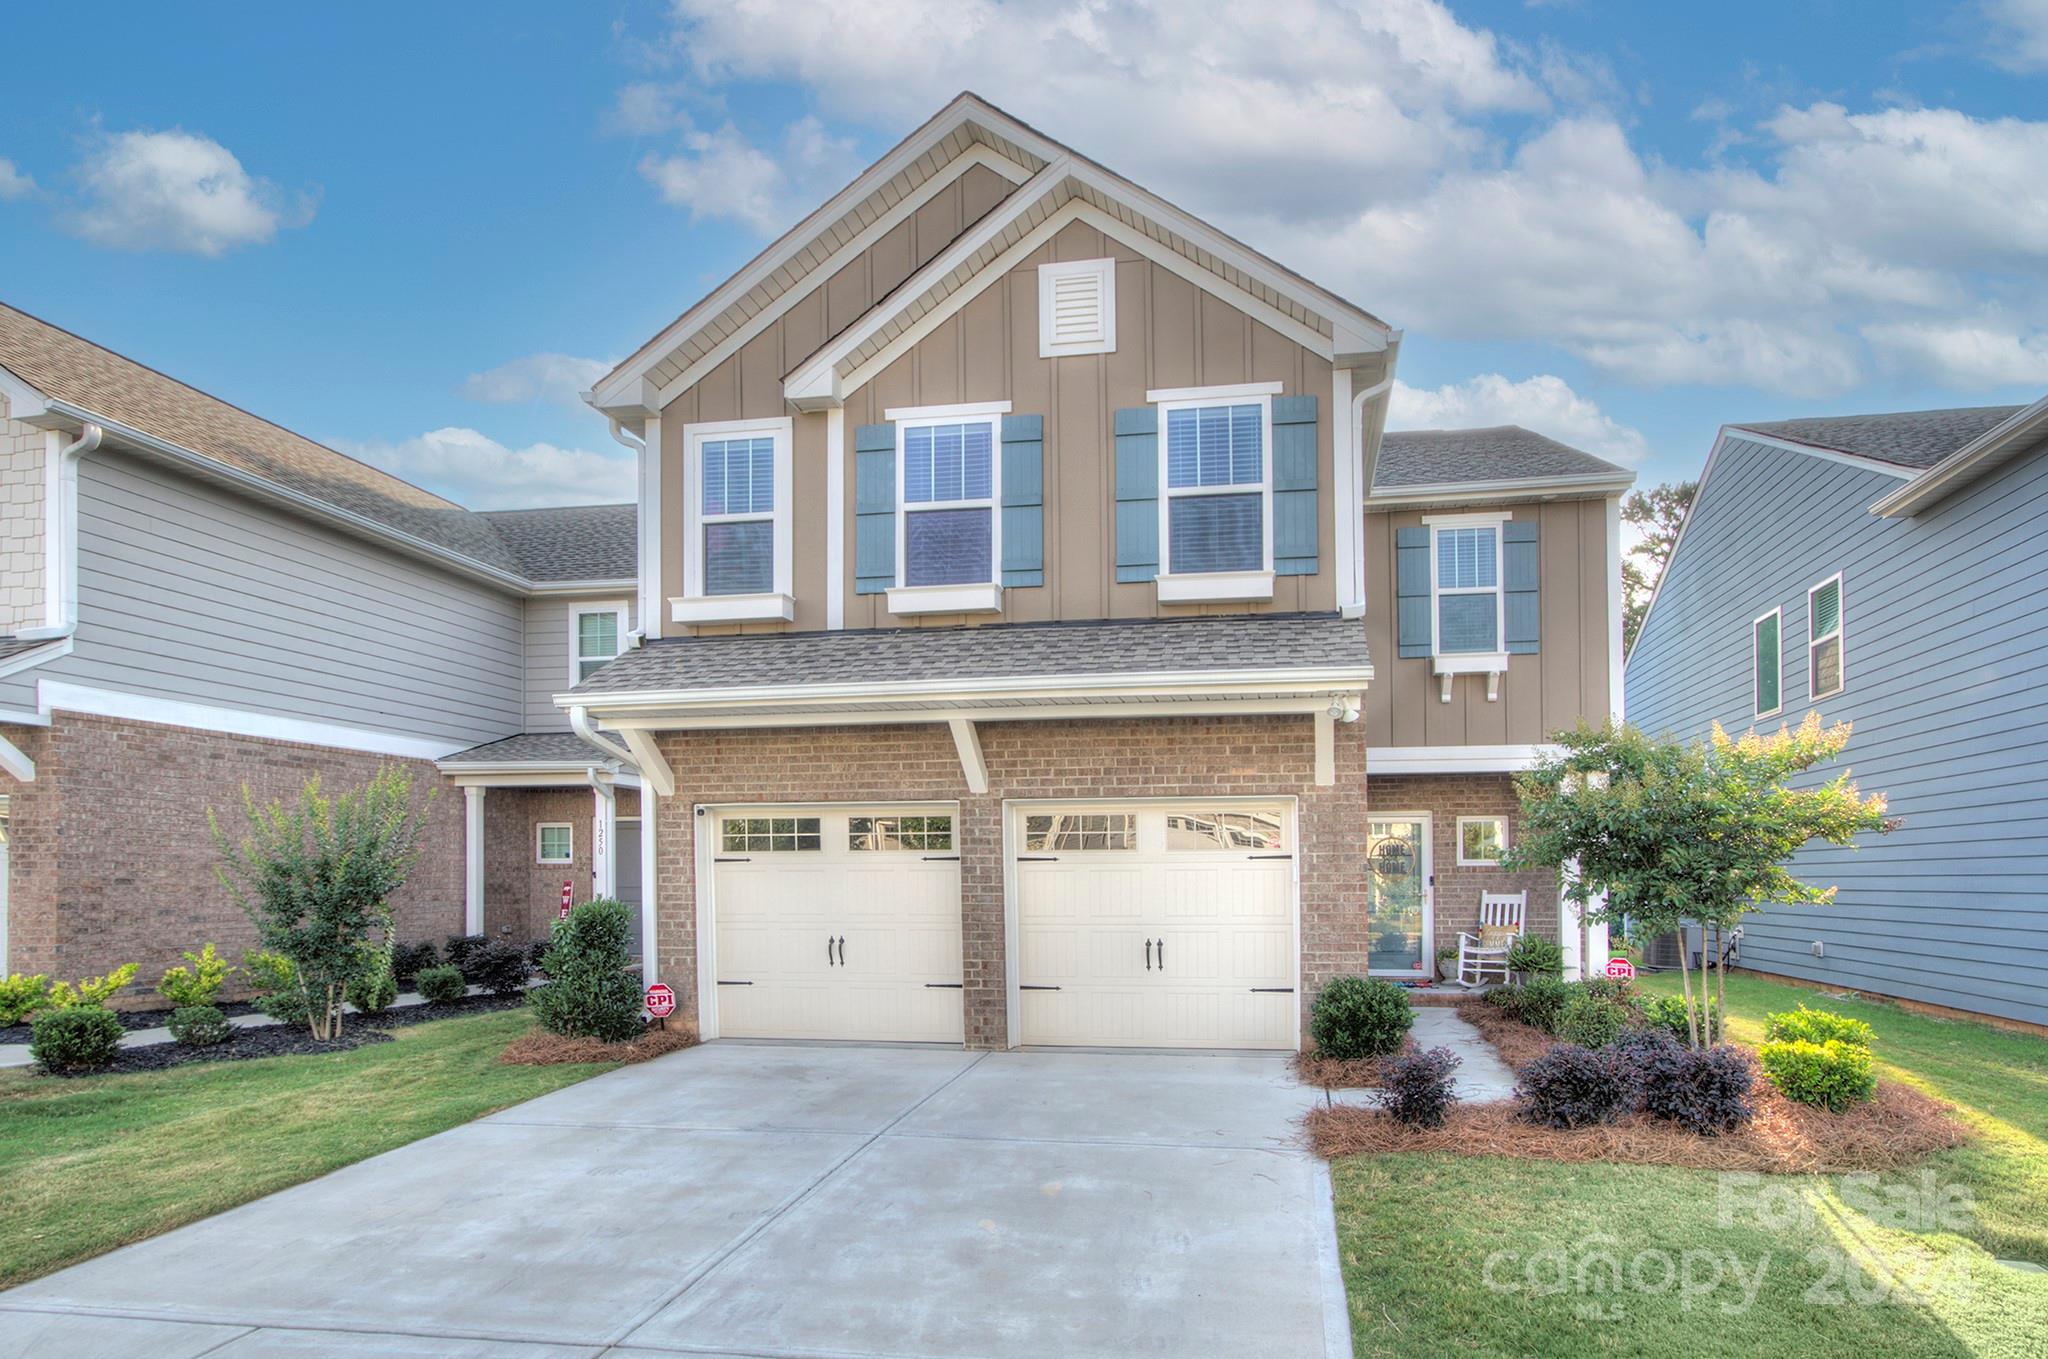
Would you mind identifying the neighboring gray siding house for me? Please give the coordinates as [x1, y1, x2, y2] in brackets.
[1626, 398, 2048, 1031]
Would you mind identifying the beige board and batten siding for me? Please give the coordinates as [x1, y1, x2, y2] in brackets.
[657, 161, 1017, 633]
[1363, 498, 1614, 748]
[524, 593, 638, 730]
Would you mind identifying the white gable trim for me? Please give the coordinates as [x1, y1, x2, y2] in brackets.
[1721, 428, 1919, 479]
[1870, 393, 2048, 518]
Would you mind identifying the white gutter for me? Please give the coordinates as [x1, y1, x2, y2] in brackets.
[1870, 394, 2048, 518]
[1366, 471, 1637, 509]
[16, 420, 101, 642]
[568, 704, 637, 766]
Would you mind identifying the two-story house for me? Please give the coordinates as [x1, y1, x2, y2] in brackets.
[1626, 399, 2048, 1033]
[567, 94, 1631, 1051]
[0, 302, 646, 989]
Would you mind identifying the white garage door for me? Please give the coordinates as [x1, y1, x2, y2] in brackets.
[1014, 803, 1297, 1049]
[711, 807, 964, 1043]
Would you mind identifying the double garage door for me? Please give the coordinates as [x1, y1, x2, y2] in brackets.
[708, 802, 1296, 1049]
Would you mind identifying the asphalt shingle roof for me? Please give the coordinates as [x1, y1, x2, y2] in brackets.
[438, 732, 620, 766]
[1375, 426, 1628, 490]
[1733, 406, 2026, 470]
[477, 504, 637, 581]
[571, 612, 1369, 697]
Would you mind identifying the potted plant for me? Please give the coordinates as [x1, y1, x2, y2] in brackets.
[1435, 942, 1460, 981]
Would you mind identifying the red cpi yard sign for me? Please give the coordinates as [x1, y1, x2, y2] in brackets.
[1605, 957, 1637, 981]
[645, 983, 677, 1019]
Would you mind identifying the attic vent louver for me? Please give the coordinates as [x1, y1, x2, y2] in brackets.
[1038, 257, 1116, 357]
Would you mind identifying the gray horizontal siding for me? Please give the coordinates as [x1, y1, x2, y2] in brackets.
[1626, 433, 2048, 1029]
[36, 450, 524, 749]
[524, 593, 636, 731]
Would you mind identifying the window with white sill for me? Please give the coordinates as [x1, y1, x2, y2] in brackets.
[572, 605, 626, 684]
[899, 417, 999, 587]
[681, 419, 793, 619]
[1162, 399, 1268, 575]
[1432, 524, 1503, 654]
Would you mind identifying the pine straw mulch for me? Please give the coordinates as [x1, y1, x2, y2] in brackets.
[1455, 998, 1559, 1072]
[499, 1023, 699, 1066]
[1291, 1038, 1419, 1089]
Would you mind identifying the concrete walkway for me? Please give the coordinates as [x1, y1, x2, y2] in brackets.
[0, 1042, 1353, 1358]
[1411, 1006, 1520, 1101]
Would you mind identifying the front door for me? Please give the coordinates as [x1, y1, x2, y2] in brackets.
[1367, 814, 1432, 977]
[614, 818, 642, 959]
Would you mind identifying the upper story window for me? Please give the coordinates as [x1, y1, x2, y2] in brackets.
[1430, 520, 1504, 655]
[571, 602, 628, 684]
[1038, 258, 1116, 357]
[1152, 385, 1275, 597]
[1753, 607, 1782, 718]
[897, 410, 1001, 587]
[1809, 574, 1844, 699]
[677, 417, 794, 624]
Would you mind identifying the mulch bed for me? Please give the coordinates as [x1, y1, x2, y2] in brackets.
[1, 999, 265, 1045]
[39, 1025, 395, 1077]
[499, 1023, 698, 1066]
[1291, 1039, 1419, 1090]
[356, 993, 529, 1029]
[1310, 1003, 1973, 1174]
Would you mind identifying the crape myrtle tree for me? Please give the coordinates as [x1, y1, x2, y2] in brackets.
[1508, 716, 1891, 1049]
[210, 766, 436, 1040]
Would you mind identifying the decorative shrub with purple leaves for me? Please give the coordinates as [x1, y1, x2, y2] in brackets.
[1516, 1043, 1629, 1129]
[1373, 1045, 1462, 1128]
[1624, 1031, 1755, 1134]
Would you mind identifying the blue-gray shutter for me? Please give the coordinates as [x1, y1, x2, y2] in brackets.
[1395, 526, 1431, 658]
[1271, 395, 1318, 576]
[1504, 519, 1539, 654]
[853, 422, 896, 595]
[1114, 407, 1158, 583]
[1000, 414, 1044, 588]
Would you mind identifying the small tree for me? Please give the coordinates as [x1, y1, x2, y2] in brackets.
[210, 767, 434, 1040]
[1508, 716, 1890, 1049]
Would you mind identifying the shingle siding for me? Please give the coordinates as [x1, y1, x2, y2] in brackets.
[1626, 432, 2048, 1029]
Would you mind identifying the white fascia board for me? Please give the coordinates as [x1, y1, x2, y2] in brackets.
[1869, 394, 2048, 517]
[553, 665, 1374, 716]
[526, 578, 639, 596]
[1366, 472, 1636, 508]
[0, 636, 71, 681]
[603, 695, 1345, 732]
[1367, 743, 1562, 775]
[440, 766, 615, 785]
[38, 679, 465, 761]
[0, 363, 56, 426]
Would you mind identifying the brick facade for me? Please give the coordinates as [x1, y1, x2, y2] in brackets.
[479, 785, 643, 946]
[0, 712, 466, 1004]
[1363, 772, 1558, 975]
[650, 714, 1371, 1049]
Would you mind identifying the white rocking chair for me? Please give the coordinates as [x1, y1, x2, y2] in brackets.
[1457, 891, 1528, 989]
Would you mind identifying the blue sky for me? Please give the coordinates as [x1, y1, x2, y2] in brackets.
[3, 0, 2045, 506]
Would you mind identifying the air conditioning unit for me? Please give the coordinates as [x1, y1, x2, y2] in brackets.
[1644, 930, 1684, 969]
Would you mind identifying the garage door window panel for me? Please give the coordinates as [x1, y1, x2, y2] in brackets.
[849, 814, 954, 852]
[1164, 810, 1286, 852]
[721, 817, 823, 853]
[1023, 812, 1136, 852]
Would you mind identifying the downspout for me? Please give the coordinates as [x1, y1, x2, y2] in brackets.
[19, 421, 103, 642]
[1344, 376, 1394, 621]
[568, 704, 637, 768]
[607, 415, 654, 647]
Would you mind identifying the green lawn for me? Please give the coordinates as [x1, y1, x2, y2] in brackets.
[0, 1008, 618, 1288]
[1332, 971, 2048, 1359]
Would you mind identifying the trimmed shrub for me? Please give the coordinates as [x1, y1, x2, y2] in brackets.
[1504, 934, 1564, 979]
[470, 941, 530, 999]
[443, 934, 489, 981]
[1643, 993, 1718, 1043]
[157, 944, 233, 1009]
[1310, 976, 1413, 1060]
[1373, 1046, 1462, 1128]
[390, 940, 439, 984]
[529, 898, 643, 1042]
[1641, 1043, 1754, 1135]
[1764, 1005, 1874, 1049]
[30, 1006, 124, 1074]
[1578, 975, 1638, 1007]
[347, 963, 398, 1014]
[47, 963, 139, 1010]
[1759, 1038, 1877, 1112]
[415, 964, 468, 1005]
[527, 939, 552, 974]
[242, 950, 309, 1026]
[1508, 976, 1574, 1033]
[1556, 991, 1629, 1049]
[0, 973, 50, 1026]
[1516, 1044, 1628, 1129]
[168, 1004, 233, 1048]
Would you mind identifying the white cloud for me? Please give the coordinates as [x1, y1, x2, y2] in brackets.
[639, 115, 856, 236]
[63, 128, 313, 256]
[1388, 373, 1651, 467]
[0, 158, 35, 201]
[608, 81, 691, 135]
[461, 353, 612, 408]
[1985, 0, 2048, 71]
[1863, 321, 2048, 389]
[336, 428, 635, 510]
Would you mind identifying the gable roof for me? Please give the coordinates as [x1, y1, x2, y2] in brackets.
[1730, 406, 2026, 470]
[476, 503, 636, 582]
[591, 92, 1393, 418]
[1373, 426, 1629, 493]
[0, 302, 639, 591]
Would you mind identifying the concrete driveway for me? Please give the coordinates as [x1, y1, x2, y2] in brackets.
[0, 1043, 1352, 1358]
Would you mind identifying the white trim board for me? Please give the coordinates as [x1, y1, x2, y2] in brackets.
[36, 680, 464, 761]
[1366, 744, 1562, 775]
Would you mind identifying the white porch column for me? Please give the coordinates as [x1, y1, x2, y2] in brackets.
[591, 784, 616, 900]
[463, 785, 485, 936]
[639, 789, 658, 989]
[1560, 858, 1586, 982]
[1586, 893, 1612, 976]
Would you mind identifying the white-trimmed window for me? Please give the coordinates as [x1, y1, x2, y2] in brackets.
[536, 823, 573, 864]
[1038, 257, 1116, 357]
[1457, 816, 1508, 867]
[678, 417, 794, 624]
[1428, 513, 1508, 656]
[1753, 607, 1782, 718]
[888, 402, 1007, 612]
[1023, 812, 1136, 852]
[1153, 384, 1275, 598]
[1808, 574, 1844, 699]
[571, 603, 628, 684]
